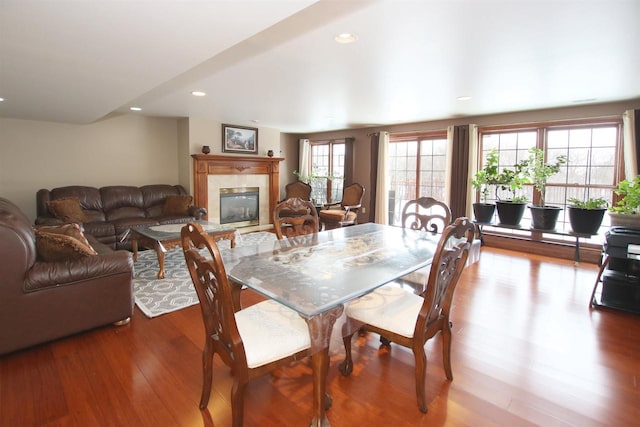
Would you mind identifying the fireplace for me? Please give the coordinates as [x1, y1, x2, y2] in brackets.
[220, 187, 259, 228]
[192, 154, 283, 228]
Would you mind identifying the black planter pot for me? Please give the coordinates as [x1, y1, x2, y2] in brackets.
[472, 203, 496, 223]
[496, 201, 527, 226]
[529, 205, 562, 230]
[568, 207, 606, 235]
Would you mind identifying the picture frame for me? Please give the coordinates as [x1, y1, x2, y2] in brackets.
[222, 124, 258, 154]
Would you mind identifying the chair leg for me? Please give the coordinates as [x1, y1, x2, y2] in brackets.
[199, 340, 214, 409]
[442, 323, 454, 381]
[230, 379, 247, 427]
[338, 332, 356, 376]
[413, 344, 428, 413]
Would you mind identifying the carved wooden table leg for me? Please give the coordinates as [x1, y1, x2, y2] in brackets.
[155, 241, 167, 279]
[306, 305, 344, 427]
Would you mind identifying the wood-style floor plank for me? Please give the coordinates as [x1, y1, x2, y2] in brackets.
[1, 247, 639, 426]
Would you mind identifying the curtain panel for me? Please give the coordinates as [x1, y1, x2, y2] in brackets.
[298, 138, 311, 179]
[623, 109, 639, 178]
[369, 132, 390, 224]
[448, 125, 470, 220]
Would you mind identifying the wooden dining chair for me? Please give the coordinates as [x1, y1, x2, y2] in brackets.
[273, 197, 319, 240]
[401, 196, 452, 234]
[180, 222, 312, 426]
[338, 217, 475, 413]
[318, 183, 365, 230]
[284, 180, 312, 201]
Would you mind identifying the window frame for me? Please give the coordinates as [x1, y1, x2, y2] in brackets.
[477, 117, 623, 246]
[388, 130, 448, 226]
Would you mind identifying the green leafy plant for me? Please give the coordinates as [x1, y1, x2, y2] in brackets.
[525, 148, 567, 207]
[610, 175, 640, 214]
[567, 197, 608, 209]
[471, 149, 500, 203]
[495, 160, 529, 203]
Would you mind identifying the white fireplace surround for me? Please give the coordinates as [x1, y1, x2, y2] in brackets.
[209, 176, 268, 226]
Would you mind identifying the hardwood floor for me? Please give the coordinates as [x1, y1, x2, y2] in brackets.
[1, 247, 639, 426]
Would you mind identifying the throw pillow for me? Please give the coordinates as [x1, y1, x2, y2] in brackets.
[35, 230, 98, 262]
[163, 195, 193, 216]
[35, 223, 97, 255]
[47, 197, 86, 223]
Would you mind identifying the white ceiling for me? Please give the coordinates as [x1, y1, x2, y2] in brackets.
[1, 0, 639, 133]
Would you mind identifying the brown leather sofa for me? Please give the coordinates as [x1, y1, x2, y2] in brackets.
[0, 197, 134, 356]
[36, 184, 206, 249]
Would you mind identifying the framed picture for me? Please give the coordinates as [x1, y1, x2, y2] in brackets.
[222, 124, 258, 154]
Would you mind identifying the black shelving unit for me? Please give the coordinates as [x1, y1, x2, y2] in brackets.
[590, 227, 640, 314]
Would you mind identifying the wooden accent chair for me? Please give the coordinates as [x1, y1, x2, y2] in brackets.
[180, 222, 312, 426]
[401, 197, 452, 234]
[318, 183, 365, 230]
[284, 181, 312, 201]
[273, 197, 319, 240]
[338, 217, 475, 413]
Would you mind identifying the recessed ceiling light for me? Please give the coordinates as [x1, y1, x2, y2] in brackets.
[0, 97, 4, 102]
[191, 91, 206, 97]
[457, 96, 472, 101]
[335, 33, 357, 44]
[572, 98, 597, 103]
[129, 106, 142, 111]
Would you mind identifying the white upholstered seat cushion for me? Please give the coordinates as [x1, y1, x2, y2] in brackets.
[346, 284, 423, 339]
[235, 299, 311, 368]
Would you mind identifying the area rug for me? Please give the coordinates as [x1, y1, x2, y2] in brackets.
[133, 231, 276, 318]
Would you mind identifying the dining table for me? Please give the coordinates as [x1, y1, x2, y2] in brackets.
[220, 222, 439, 426]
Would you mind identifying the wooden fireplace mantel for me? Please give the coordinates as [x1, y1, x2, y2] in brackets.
[192, 154, 284, 222]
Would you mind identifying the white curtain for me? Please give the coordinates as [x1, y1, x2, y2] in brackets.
[466, 124, 479, 217]
[374, 131, 390, 224]
[298, 138, 311, 180]
[445, 125, 454, 207]
[623, 110, 637, 178]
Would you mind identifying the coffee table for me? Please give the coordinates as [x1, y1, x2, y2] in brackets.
[130, 221, 237, 278]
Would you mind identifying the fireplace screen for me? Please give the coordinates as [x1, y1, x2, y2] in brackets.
[219, 187, 259, 227]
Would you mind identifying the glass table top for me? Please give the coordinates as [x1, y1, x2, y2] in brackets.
[133, 221, 236, 241]
[221, 223, 439, 317]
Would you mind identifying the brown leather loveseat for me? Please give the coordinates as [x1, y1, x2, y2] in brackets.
[0, 197, 134, 356]
[36, 184, 206, 250]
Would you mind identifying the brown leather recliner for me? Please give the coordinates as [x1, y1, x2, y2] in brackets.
[0, 197, 134, 356]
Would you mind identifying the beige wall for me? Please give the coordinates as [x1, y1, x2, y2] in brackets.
[0, 114, 287, 222]
[0, 114, 179, 221]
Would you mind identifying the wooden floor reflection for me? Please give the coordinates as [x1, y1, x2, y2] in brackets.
[1, 247, 638, 426]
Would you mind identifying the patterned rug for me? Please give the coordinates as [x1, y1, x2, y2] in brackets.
[133, 231, 276, 318]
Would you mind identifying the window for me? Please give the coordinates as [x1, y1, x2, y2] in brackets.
[388, 131, 448, 226]
[309, 140, 345, 204]
[478, 119, 622, 243]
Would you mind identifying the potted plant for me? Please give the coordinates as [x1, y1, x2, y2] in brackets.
[494, 160, 529, 226]
[609, 175, 640, 229]
[525, 147, 567, 230]
[567, 197, 608, 234]
[471, 149, 499, 223]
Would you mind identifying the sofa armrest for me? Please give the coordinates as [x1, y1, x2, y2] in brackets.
[189, 205, 207, 220]
[24, 251, 133, 292]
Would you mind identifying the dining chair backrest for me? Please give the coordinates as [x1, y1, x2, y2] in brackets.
[401, 197, 452, 234]
[420, 217, 475, 325]
[273, 197, 319, 240]
[284, 181, 312, 201]
[181, 222, 244, 366]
